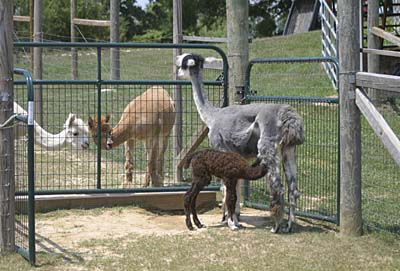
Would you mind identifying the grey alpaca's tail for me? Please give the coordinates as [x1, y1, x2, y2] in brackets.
[279, 107, 305, 146]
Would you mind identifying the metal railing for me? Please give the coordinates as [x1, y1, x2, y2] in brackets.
[319, 0, 339, 89]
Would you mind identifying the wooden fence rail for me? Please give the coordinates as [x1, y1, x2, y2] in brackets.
[355, 88, 400, 166]
[371, 26, 400, 47]
[356, 72, 400, 93]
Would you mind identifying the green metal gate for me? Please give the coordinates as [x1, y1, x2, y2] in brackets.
[13, 43, 229, 265]
[14, 68, 35, 264]
[243, 57, 340, 224]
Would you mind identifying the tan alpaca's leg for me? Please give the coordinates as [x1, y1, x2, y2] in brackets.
[123, 139, 135, 188]
[156, 132, 170, 186]
[145, 137, 162, 187]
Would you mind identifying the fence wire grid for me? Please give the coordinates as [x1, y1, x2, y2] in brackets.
[361, 100, 400, 235]
[13, 44, 226, 194]
[243, 58, 340, 223]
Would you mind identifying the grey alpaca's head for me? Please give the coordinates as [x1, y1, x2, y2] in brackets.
[176, 53, 204, 79]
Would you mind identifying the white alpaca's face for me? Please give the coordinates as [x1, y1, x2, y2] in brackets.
[64, 114, 90, 149]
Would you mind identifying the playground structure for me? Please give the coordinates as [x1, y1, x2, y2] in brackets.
[284, 0, 320, 35]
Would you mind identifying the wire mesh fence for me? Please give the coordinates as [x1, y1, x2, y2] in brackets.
[13, 43, 226, 193]
[361, 101, 400, 235]
[243, 57, 340, 223]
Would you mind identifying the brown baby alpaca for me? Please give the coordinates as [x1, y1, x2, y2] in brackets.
[183, 149, 268, 230]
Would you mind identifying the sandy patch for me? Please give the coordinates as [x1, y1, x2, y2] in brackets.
[35, 207, 272, 250]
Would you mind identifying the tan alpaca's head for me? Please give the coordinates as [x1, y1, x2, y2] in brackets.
[88, 113, 114, 150]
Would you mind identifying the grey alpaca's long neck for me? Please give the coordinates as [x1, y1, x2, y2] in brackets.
[190, 70, 219, 126]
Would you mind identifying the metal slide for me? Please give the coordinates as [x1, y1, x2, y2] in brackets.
[283, 0, 320, 35]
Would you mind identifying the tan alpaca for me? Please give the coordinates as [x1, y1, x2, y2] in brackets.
[88, 86, 176, 187]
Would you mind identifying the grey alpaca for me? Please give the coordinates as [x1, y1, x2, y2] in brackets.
[183, 149, 268, 231]
[176, 53, 305, 233]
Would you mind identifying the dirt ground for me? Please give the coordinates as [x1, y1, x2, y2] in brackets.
[35, 207, 276, 251]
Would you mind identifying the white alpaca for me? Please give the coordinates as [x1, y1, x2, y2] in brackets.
[14, 102, 90, 150]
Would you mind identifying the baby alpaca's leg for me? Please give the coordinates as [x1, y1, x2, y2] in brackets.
[184, 183, 197, 230]
[191, 177, 208, 229]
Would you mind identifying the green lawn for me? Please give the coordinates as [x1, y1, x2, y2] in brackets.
[2, 206, 400, 271]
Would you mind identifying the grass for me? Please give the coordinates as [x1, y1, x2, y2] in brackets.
[2, 206, 400, 271]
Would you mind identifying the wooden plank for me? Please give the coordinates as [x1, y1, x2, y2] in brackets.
[371, 26, 400, 47]
[355, 89, 400, 166]
[177, 125, 209, 169]
[363, 48, 400, 58]
[13, 15, 30, 22]
[73, 18, 110, 27]
[356, 72, 400, 93]
[182, 35, 227, 43]
[17, 191, 217, 212]
[204, 58, 223, 70]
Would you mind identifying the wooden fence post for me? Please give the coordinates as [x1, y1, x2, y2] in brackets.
[368, 0, 384, 104]
[226, 0, 249, 105]
[173, 0, 183, 182]
[33, 0, 43, 125]
[71, 0, 78, 79]
[110, 0, 120, 80]
[0, 0, 15, 252]
[337, 0, 363, 236]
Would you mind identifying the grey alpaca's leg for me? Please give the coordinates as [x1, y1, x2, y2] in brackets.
[258, 138, 285, 233]
[220, 183, 227, 224]
[235, 179, 241, 216]
[221, 180, 241, 224]
[282, 145, 300, 233]
[123, 139, 135, 188]
[225, 179, 240, 231]
[269, 175, 284, 234]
